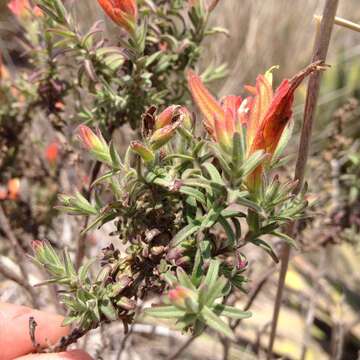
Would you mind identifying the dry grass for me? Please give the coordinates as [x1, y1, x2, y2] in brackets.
[202, 0, 360, 94]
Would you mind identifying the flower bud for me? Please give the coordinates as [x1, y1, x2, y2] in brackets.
[155, 105, 178, 130]
[168, 286, 192, 309]
[97, 0, 138, 34]
[31, 240, 46, 259]
[31, 241, 51, 267]
[78, 125, 102, 150]
[149, 121, 181, 150]
[31, 239, 43, 251]
[178, 107, 193, 130]
[130, 141, 155, 163]
[77, 125, 112, 164]
[236, 253, 248, 271]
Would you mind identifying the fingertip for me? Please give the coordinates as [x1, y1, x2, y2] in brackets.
[0, 302, 69, 359]
[17, 350, 93, 360]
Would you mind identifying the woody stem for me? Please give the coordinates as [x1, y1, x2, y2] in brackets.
[267, 0, 339, 358]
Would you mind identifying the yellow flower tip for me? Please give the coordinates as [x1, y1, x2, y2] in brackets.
[78, 125, 102, 150]
[130, 141, 155, 163]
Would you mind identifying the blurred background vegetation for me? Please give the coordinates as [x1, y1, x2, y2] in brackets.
[1, 0, 360, 359]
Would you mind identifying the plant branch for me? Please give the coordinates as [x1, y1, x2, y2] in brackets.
[232, 265, 276, 332]
[300, 248, 326, 360]
[0, 204, 40, 307]
[267, 1, 339, 358]
[166, 335, 199, 360]
[75, 160, 102, 269]
[0, 260, 38, 305]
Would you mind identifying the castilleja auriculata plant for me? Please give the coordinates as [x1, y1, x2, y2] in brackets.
[32, 52, 323, 339]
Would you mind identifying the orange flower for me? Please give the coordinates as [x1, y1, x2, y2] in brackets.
[97, 0, 138, 34]
[188, 63, 321, 188]
[45, 141, 60, 166]
[7, 178, 20, 200]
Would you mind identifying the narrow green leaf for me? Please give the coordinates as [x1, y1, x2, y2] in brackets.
[63, 248, 76, 278]
[218, 216, 236, 246]
[213, 304, 252, 320]
[239, 150, 267, 177]
[91, 170, 119, 188]
[250, 238, 279, 263]
[272, 231, 298, 249]
[200, 306, 234, 340]
[191, 248, 203, 286]
[232, 132, 243, 168]
[100, 299, 118, 321]
[176, 268, 196, 291]
[78, 258, 95, 284]
[204, 260, 220, 290]
[205, 276, 228, 306]
[145, 306, 185, 319]
[271, 120, 294, 166]
[171, 223, 200, 246]
[179, 186, 206, 205]
[109, 141, 122, 169]
[163, 154, 194, 162]
[202, 163, 224, 185]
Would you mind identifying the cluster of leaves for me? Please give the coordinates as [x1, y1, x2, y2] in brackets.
[0, 0, 224, 261]
[0, 0, 313, 343]
[34, 106, 308, 338]
[35, 0, 227, 130]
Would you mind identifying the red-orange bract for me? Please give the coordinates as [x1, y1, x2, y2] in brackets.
[188, 63, 321, 189]
[97, 0, 138, 34]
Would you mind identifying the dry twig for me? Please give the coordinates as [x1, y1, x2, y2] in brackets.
[267, 1, 340, 358]
[166, 335, 199, 360]
[0, 260, 38, 303]
[0, 204, 40, 307]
